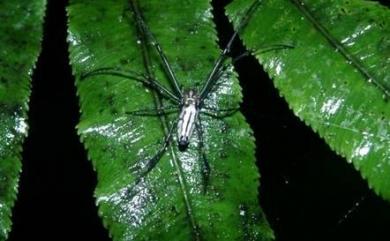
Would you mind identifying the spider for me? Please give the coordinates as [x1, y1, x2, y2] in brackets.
[81, 0, 291, 189]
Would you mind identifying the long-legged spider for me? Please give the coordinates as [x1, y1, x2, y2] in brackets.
[81, 0, 291, 190]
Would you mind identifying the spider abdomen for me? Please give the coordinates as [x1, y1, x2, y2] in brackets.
[177, 91, 199, 148]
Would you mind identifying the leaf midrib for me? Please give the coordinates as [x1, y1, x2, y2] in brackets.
[152, 91, 201, 241]
[290, 0, 390, 99]
[131, 0, 200, 237]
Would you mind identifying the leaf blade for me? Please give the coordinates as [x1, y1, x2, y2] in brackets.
[68, 0, 273, 240]
[0, 0, 46, 239]
[227, 0, 390, 199]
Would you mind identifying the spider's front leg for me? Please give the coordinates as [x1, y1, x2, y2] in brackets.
[233, 43, 295, 64]
[80, 67, 180, 103]
[125, 105, 178, 117]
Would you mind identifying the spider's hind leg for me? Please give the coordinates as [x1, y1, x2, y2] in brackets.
[195, 117, 211, 193]
[126, 120, 176, 197]
[201, 106, 239, 119]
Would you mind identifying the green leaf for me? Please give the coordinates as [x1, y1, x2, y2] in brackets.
[67, 0, 273, 240]
[227, 0, 390, 200]
[0, 0, 46, 239]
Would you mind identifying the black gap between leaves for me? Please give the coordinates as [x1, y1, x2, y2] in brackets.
[8, 0, 109, 240]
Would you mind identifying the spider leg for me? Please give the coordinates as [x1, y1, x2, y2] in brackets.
[207, 63, 233, 95]
[201, 41, 294, 100]
[195, 116, 210, 193]
[125, 105, 178, 116]
[127, 120, 176, 196]
[336, 194, 368, 226]
[80, 67, 180, 103]
[201, 107, 239, 119]
[199, 0, 262, 101]
[233, 43, 295, 64]
[130, 0, 183, 98]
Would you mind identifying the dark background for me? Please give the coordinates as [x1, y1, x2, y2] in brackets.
[8, 0, 390, 240]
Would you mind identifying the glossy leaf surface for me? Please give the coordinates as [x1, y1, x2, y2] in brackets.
[227, 0, 390, 200]
[67, 0, 273, 240]
[0, 0, 46, 239]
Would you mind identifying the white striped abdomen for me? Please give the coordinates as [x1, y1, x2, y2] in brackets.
[177, 102, 198, 147]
